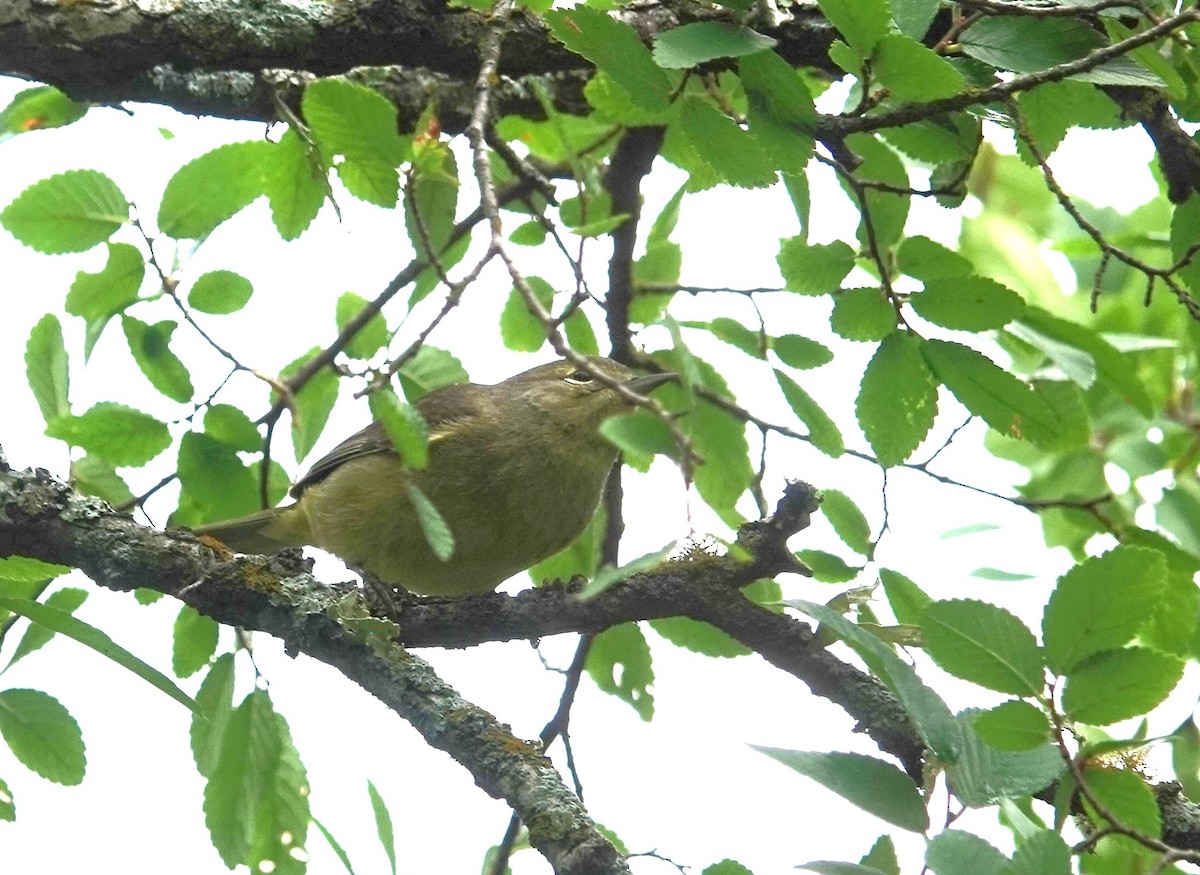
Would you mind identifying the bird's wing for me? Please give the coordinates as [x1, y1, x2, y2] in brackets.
[290, 382, 481, 497]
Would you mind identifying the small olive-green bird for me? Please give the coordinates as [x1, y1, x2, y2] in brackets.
[195, 357, 673, 596]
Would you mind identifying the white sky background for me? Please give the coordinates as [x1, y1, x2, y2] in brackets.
[0, 72, 1186, 875]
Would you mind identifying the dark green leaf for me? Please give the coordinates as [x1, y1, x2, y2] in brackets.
[122, 316, 194, 402]
[1010, 829, 1070, 875]
[972, 701, 1051, 752]
[925, 830, 1009, 875]
[653, 23, 775, 68]
[775, 369, 844, 457]
[46, 403, 170, 467]
[172, 605, 219, 679]
[1061, 647, 1184, 725]
[831, 287, 897, 341]
[945, 709, 1064, 806]
[911, 276, 1025, 331]
[405, 483, 454, 561]
[25, 314, 70, 426]
[753, 748, 928, 832]
[544, 8, 672, 111]
[816, 0, 890, 55]
[587, 623, 655, 720]
[777, 238, 855, 295]
[891, 0, 940, 40]
[0, 689, 85, 785]
[158, 141, 270, 239]
[188, 270, 254, 315]
[1042, 545, 1167, 674]
[921, 599, 1045, 695]
[856, 333, 937, 466]
[677, 97, 777, 189]
[1, 169, 127, 253]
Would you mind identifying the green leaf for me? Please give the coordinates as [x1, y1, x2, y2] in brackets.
[500, 277, 554, 352]
[771, 334, 832, 369]
[653, 23, 775, 68]
[203, 690, 310, 873]
[891, 0, 940, 40]
[25, 314, 71, 426]
[910, 276, 1025, 331]
[172, 605, 219, 679]
[65, 242, 144, 322]
[0, 557, 70, 585]
[1, 169, 127, 253]
[775, 369, 844, 457]
[405, 139, 459, 271]
[972, 701, 1051, 752]
[694, 316, 764, 359]
[1042, 545, 1167, 674]
[880, 568, 931, 626]
[204, 404, 261, 452]
[1005, 322, 1097, 389]
[564, 310, 600, 355]
[925, 830, 1009, 875]
[861, 835, 900, 875]
[367, 781, 397, 875]
[786, 599, 961, 759]
[798, 864, 889, 875]
[312, 817, 358, 875]
[856, 333, 938, 466]
[831, 287, 897, 341]
[1061, 647, 1184, 725]
[741, 50, 817, 176]
[753, 748, 927, 832]
[816, 0, 890, 56]
[263, 127, 326, 241]
[587, 622, 655, 720]
[581, 545, 673, 600]
[177, 432, 260, 522]
[1010, 829, 1070, 875]
[0, 689, 85, 785]
[369, 389, 429, 470]
[1082, 766, 1160, 841]
[396, 346, 468, 402]
[896, 235, 973, 281]
[5, 587, 87, 670]
[279, 350, 340, 462]
[872, 34, 964, 102]
[0, 85, 87, 139]
[544, 7, 672, 111]
[921, 339, 1059, 446]
[797, 549, 860, 583]
[703, 861, 755, 875]
[600, 410, 677, 471]
[0, 776, 13, 821]
[122, 316, 194, 402]
[649, 617, 750, 658]
[188, 270, 254, 315]
[777, 238, 855, 295]
[1172, 718, 1200, 802]
[335, 292, 389, 360]
[191, 654, 236, 779]
[302, 78, 407, 165]
[158, 141, 270, 239]
[405, 483, 454, 562]
[945, 709, 1064, 806]
[921, 599, 1045, 696]
[46, 403, 170, 467]
[0, 596, 200, 714]
[677, 97, 777, 189]
[844, 134, 909, 251]
[821, 490, 872, 556]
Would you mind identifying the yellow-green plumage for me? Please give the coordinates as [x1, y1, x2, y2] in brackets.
[194, 357, 671, 596]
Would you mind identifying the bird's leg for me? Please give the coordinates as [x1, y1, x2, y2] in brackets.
[359, 568, 419, 617]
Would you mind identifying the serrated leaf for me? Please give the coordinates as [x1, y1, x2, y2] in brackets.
[564, 309, 600, 355]
[204, 404, 261, 452]
[0, 689, 85, 785]
[753, 748, 927, 831]
[946, 709, 1064, 806]
[922, 599, 1045, 695]
[302, 78, 407, 165]
[831, 287, 897, 341]
[925, 830, 1009, 875]
[911, 276, 1025, 331]
[821, 490, 872, 556]
[159, 141, 270, 239]
[191, 654, 236, 779]
[653, 22, 775, 68]
[650, 617, 750, 658]
[335, 292, 389, 360]
[1, 169, 127, 253]
[922, 339, 1059, 446]
[600, 410, 677, 471]
[396, 346, 468, 402]
[891, 0, 940, 40]
[973, 701, 1051, 752]
[173, 605, 219, 679]
[544, 8, 672, 111]
[1010, 829, 1070, 875]
[896, 235, 973, 280]
[1061, 646, 1184, 725]
[279, 349, 340, 462]
[405, 140, 458, 269]
[65, 242, 144, 322]
[122, 316, 194, 402]
[0, 85, 87, 139]
[587, 622, 655, 720]
[777, 238, 855, 295]
[188, 270, 254, 315]
[816, 0, 890, 55]
[856, 333, 937, 466]
[873, 34, 965, 102]
[405, 483, 454, 562]
[1082, 766, 1160, 840]
[500, 277, 554, 352]
[25, 314, 70, 426]
[1042, 545, 1167, 674]
[775, 369, 844, 457]
[264, 127, 326, 240]
[46, 403, 170, 467]
[370, 389, 429, 470]
[70, 455, 134, 506]
[678, 97, 777, 189]
[177, 432, 260, 522]
[771, 334, 832, 369]
[879, 568, 931, 626]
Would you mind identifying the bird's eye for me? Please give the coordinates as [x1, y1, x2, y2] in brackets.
[566, 369, 594, 384]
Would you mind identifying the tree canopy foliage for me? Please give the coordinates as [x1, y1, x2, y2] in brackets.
[3, 0, 1200, 873]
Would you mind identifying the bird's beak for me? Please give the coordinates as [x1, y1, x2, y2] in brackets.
[624, 372, 677, 395]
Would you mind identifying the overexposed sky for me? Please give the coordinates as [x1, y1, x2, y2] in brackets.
[0, 73, 1180, 875]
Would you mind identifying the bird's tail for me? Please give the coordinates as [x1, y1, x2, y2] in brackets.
[193, 505, 311, 556]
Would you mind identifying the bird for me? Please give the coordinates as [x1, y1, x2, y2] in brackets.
[194, 356, 674, 596]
